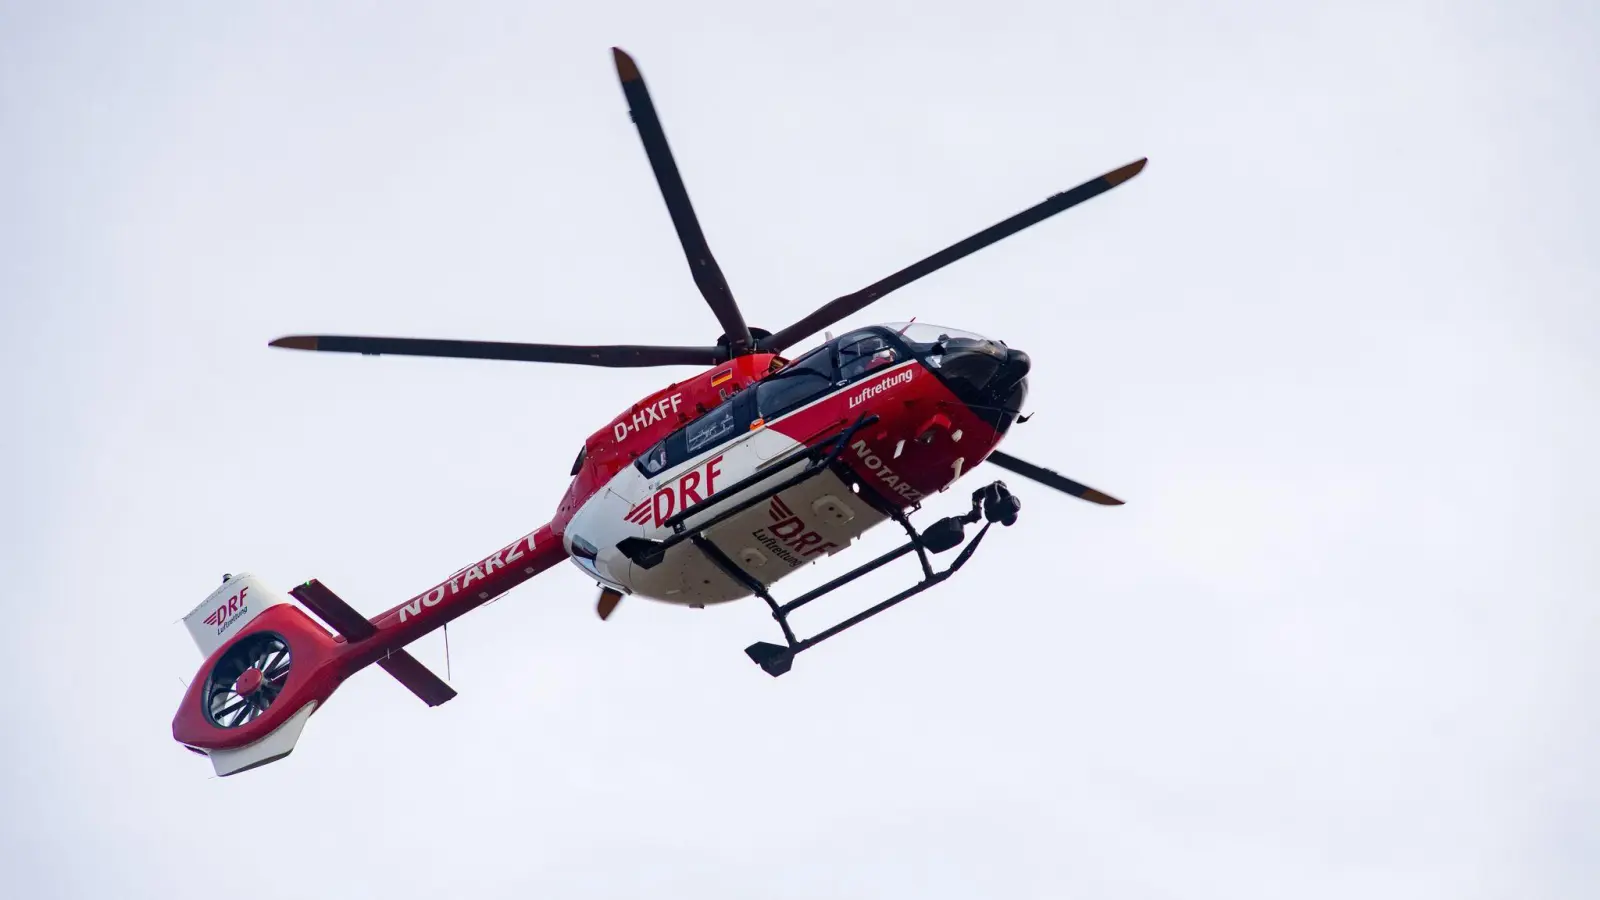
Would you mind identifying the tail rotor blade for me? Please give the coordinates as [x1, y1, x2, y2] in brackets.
[268, 335, 725, 368]
[612, 48, 752, 355]
[758, 158, 1147, 354]
[986, 449, 1124, 506]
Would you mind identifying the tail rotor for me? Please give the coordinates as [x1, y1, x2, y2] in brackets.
[204, 632, 293, 729]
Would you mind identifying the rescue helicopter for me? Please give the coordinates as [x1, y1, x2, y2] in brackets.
[171, 48, 1146, 776]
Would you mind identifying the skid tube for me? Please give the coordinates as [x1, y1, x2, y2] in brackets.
[615, 412, 1023, 675]
[725, 480, 1017, 677]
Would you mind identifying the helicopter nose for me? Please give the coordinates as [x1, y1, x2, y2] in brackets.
[993, 347, 1031, 391]
[928, 339, 1030, 433]
[990, 348, 1031, 435]
[936, 340, 1029, 400]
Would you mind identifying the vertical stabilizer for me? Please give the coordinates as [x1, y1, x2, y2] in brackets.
[181, 573, 288, 658]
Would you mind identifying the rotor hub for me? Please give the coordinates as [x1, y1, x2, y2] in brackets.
[717, 326, 774, 357]
[234, 667, 265, 696]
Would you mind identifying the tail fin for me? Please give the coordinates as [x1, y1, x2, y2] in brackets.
[181, 573, 285, 658]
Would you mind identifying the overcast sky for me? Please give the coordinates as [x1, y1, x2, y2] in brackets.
[3, 2, 1597, 898]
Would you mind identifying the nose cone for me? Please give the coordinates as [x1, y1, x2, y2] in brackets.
[937, 341, 1005, 396]
[937, 340, 1029, 396]
[997, 347, 1030, 387]
[931, 340, 1031, 432]
[991, 349, 1030, 436]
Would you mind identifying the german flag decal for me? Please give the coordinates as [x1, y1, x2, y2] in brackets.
[711, 369, 733, 387]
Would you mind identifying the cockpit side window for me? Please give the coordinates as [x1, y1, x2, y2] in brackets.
[754, 346, 836, 420]
[636, 434, 676, 477]
[836, 331, 902, 384]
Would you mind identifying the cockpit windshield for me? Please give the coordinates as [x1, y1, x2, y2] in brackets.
[881, 322, 1008, 371]
[883, 322, 998, 350]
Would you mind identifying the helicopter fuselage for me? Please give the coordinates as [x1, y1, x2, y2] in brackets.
[168, 45, 1141, 777]
[557, 323, 1031, 607]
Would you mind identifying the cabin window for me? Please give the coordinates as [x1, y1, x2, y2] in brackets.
[686, 399, 737, 454]
[635, 391, 756, 478]
[569, 445, 587, 476]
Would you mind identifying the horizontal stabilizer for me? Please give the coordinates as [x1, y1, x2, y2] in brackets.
[376, 650, 458, 706]
[290, 580, 455, 705]
[290, 580, 377, 640]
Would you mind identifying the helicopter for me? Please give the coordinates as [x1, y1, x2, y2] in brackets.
[171, 48, 1146, 776]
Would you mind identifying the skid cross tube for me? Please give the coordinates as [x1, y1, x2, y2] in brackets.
[620, 414, 878, 568]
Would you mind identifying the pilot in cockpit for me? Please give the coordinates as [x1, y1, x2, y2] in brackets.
[643, 440, 668, 473]
[839, 334, 898, 381]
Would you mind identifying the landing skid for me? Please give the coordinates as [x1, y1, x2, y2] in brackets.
[729, 480, 1018, 676]
[616, 413, 1023, 676]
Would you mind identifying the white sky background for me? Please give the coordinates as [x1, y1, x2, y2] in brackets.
[3, 1, 1597, 897]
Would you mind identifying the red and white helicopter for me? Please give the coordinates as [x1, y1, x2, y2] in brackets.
[172, 48, 1146, 776]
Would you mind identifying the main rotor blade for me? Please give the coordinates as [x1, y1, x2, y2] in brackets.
[758, 158, 1147, 354]
[268, 335, 725, 368]
[985, 450, 1124, 506]
[612, 48, 752, 355]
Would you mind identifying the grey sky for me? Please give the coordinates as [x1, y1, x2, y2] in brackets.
[3, 1, 1597, 898]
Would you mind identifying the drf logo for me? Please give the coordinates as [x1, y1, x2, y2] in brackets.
[203, 586, 250, 634]
[625, 455, 724, 528]
[755, 496, 841, 566]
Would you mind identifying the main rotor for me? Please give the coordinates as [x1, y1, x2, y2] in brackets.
[269, 48, 1145, 368]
